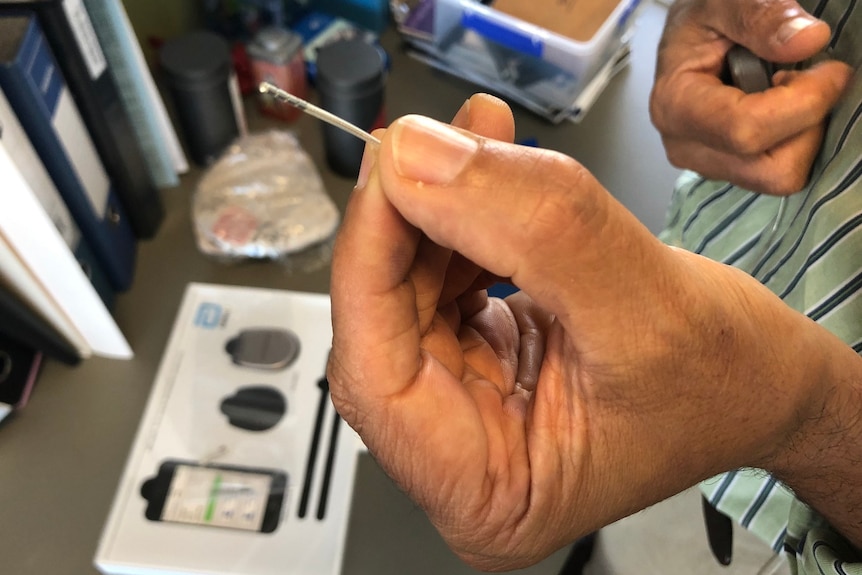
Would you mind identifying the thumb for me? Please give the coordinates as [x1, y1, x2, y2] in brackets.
[699, 0, 830, 63]
[377, 115, 668, 318]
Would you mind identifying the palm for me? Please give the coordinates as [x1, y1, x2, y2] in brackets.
[367, 246, 591, 568]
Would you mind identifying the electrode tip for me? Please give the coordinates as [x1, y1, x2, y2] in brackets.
[253, 81, 380, 145]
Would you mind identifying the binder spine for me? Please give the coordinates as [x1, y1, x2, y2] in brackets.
[36, 0, 165, 239]
[0, 86, 115, 310]
[0, 14, 136, 291]
[81, 0, 179, 189]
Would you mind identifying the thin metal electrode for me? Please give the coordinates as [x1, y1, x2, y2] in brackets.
[258, 81, 381, 145]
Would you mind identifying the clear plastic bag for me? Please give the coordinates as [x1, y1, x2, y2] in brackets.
[192, 130, 340, 269]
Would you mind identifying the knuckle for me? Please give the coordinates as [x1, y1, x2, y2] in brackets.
[754, 146, 816, 195]
[664, 145, 690, 170]
[760, 172, 808, 195]
[724, 115, 765, 155]
[745, 159, 810, 195]
[649, 73, 705, 140]
[648, 85, 669, 130]
[521, 156, 594, 241]
[729, 0, 796, 38]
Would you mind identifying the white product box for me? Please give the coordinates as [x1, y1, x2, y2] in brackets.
[95, 283, 363, 575]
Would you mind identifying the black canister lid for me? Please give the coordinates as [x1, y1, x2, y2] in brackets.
[160, 30, 231, 87]
[315, 38, 385, 97]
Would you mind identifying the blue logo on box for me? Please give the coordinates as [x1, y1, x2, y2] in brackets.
[194, 302, 223, 329]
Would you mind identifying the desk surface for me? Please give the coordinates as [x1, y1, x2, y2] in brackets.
[0, 3, 679, 573]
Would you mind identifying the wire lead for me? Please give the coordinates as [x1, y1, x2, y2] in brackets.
[258, 81, 381, 146]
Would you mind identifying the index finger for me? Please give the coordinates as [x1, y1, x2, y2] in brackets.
[652, 60, 852, 155]
[328, 134, 426, 408]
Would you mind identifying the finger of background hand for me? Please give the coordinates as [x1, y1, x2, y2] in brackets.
[700, 0, 829, 63]
[376, 115, 663, 323]
[662, 0, 830, 65]
[654, 61, 851, 156]
[661, 122, 827, 194]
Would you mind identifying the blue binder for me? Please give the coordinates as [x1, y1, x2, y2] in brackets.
[0, 13, 136, 291]
[0, 0, 166, 239]
[0, 82, 115, 311]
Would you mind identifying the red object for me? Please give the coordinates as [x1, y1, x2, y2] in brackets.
[371, 106, 387, 131]
[231, 42, 256, 95]
[248, 27, 307, 122]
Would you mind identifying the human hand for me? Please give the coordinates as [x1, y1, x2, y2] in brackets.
[649, 0, 853, 194]
[327, 96, 827, 570]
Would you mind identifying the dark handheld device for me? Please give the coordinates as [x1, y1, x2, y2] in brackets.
[225, 328, 300, 370]
[220, 385, 287, 432]
[725, 45, 773, 93]
[140, 460, 287, 534]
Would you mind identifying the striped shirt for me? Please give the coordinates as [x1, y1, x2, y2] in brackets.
[657, 0, 862, 571]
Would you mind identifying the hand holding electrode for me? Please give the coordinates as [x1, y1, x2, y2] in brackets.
[325, 93, 862, 570]
[649, 0, 853, 194]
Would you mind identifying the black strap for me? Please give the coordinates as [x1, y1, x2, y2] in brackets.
[558, 532, 597, 575]
[702, 494, 734, 565]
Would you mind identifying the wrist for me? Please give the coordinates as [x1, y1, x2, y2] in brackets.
[674, 250, 862, 547]
[763, 323, 862, 547]
[746, 314, 837, 473]
[669, 250, 825, 474]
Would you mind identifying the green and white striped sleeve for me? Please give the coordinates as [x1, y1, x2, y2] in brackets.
[786, 500, 862, 575]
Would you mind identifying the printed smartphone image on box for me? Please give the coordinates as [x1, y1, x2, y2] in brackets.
[140, 460, 287, 534]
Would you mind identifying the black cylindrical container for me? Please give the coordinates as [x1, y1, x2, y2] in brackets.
[315, 38, 386, 177]
[160, 31, 239, 166]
